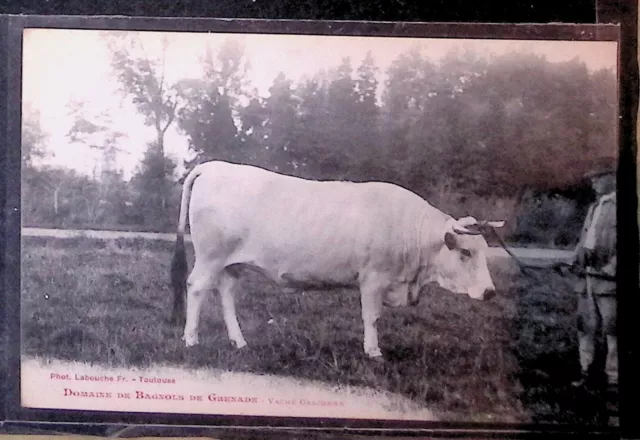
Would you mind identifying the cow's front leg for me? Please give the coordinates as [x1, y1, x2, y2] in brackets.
[218, 270, 247, 349]
[182, 263, 215, 347]
[359, 278, 385, 359]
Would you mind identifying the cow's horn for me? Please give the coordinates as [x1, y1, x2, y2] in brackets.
[454, 225, 483, 235]
[457, 216, 478, 227]
[478, 220, 506, 228]
[447, 218, 483, 235]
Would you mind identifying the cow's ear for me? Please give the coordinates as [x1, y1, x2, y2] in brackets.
[444, 232, 457, 250]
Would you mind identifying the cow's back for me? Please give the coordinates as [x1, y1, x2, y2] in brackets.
[188, 161, 428, 285]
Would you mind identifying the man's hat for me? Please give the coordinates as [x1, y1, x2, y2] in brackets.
[583, 157, 617, 179]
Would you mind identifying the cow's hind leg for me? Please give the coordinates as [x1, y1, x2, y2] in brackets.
[182, 261, 220, 347]
[359, 276, 385, 359]
[218, 269, 247, 349]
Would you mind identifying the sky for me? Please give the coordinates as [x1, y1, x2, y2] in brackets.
[22, 27, 618, 181]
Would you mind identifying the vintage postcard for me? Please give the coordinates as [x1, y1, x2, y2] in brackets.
[12, 19, 622, 431]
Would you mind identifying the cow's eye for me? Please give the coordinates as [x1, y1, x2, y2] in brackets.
[460, 249, 472, 259]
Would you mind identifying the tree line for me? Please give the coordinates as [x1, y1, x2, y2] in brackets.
[21, 34, 617, 246]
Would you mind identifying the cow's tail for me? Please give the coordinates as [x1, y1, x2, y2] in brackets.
[169, 164, 204, 326]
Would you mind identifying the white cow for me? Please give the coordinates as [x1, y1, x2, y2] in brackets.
[170, 160, 504, 358]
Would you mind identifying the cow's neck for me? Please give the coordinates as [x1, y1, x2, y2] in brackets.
[416, 207, 447, 266]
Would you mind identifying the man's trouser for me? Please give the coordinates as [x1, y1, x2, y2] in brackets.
[577, 275, 618, 386]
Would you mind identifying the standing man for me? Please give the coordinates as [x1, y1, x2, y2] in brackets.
[569, 163, 617, 398]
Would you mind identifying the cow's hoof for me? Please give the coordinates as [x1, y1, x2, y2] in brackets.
[182, 334, 199, 347]
[233, 339, 248, 349]
[366, 348, 383, 359]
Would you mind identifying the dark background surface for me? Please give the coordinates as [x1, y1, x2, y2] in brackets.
[0, 0, 599, 23]
[1, 0, 638, 439]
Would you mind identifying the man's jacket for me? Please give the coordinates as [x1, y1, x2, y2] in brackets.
[572, 191, 617, 295]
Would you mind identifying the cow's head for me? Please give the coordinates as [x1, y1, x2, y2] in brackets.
[418, 216, 504, 302]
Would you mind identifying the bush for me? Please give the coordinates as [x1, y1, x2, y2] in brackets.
[510, 193, 587, 249]
[426, 182, 589, 249]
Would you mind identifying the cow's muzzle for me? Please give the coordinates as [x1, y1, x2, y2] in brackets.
[409, 295, 420, 307]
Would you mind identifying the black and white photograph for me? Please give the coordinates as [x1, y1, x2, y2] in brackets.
[17, 23, 620, 428]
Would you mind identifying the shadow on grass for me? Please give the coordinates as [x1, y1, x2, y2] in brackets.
[508, 269, 614, 427]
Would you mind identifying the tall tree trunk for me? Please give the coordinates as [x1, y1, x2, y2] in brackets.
[53, 187, 60, 216]
[156, 128, 167, 212]
[510, 186, 531, 238]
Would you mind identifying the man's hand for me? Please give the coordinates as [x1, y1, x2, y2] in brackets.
[601, 255, 616, 278]
[575, 248, 588, 268]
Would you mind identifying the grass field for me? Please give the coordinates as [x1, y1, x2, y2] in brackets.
[19, 236, 612, 425]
